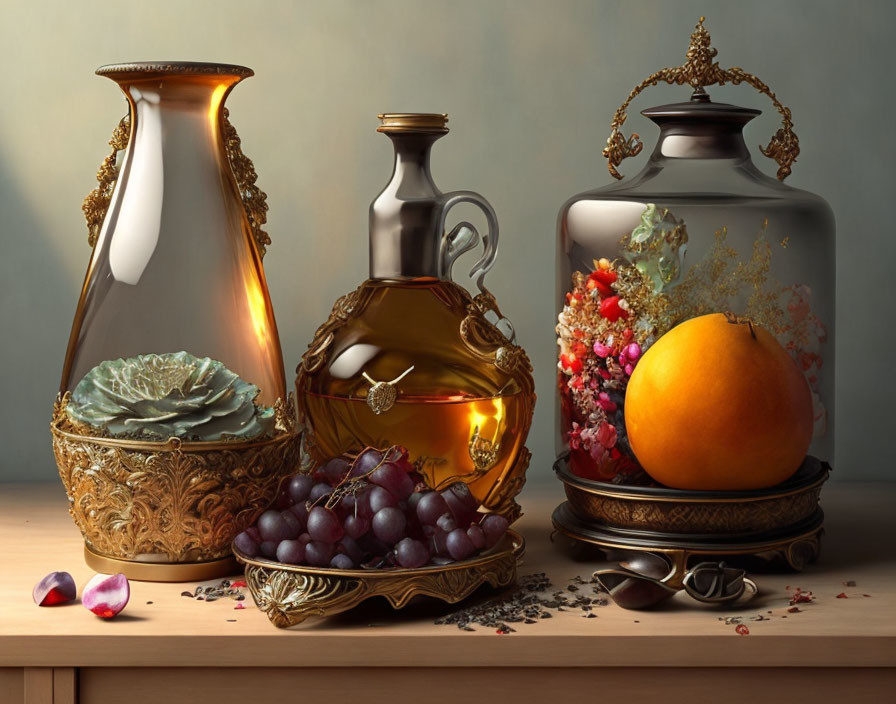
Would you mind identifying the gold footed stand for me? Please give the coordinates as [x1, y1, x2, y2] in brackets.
[84, 544, 238, 583]
[236, 530, 525, 628]
[553, 454, 829, 605]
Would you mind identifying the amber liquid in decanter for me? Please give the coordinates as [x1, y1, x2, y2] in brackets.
[301, 278, 530, 505]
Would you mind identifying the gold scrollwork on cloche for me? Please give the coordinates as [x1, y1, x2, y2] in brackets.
[238, 530, 523, 628]
[51, 393, 300, 563]
[82, 109, 272, 255]
[603, 17, 799, 181]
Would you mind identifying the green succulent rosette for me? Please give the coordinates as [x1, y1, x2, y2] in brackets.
[66, 352, 275, 441]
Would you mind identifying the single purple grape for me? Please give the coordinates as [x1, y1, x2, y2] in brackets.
[338, 535, 363, 563]
[259, 540, 278, 559]
[276, 539, 306, 564]
[351, 448, 384, 477]
[309, 482, 333, 503]
[288, 501, 309, 525]
[442, 483, 477, 528]
[280, 510, 302, 539]
[370, 462, 415, 500]
[233, 531, 259, 557]
[436, 513, 457, 534]
[480, 513, 509, 548]
[307, 506, 344, 543]
[466, 523, 486, 550]
[298, 532, 312, 545]
[340, 492, 357, 514]
[353, 486, 375, 518]
[305, 541, 334, 566]
[344, 514, 370, 540]
[257, 510, 290, 543]
[245, 526, 261, 542]
[287, 474, 314, 504]
[371, 507, 406, 545]
[422, 524, 449, 555]
[448, 481, 478, 510]
[416, 491, 450, 526]
[321, 458, 351, 486]
[446, 528, 475, 561]
[368, 485, 397, 513]
[330, 553, 355, 569]
[395, 537, 430, 568]
[407, 491, 424, 514]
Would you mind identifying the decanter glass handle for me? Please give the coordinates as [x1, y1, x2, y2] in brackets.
[437, 190, 499, 294]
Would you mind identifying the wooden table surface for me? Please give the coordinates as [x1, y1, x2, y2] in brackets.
[1, 481, 895, 703]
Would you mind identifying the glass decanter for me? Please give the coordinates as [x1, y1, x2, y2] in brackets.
[297, 114, 535, 520]
[555, 20, 834, 483]
[52, 62, 298, 581]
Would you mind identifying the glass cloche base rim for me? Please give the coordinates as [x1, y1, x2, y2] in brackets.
[554, 452, 830, 502]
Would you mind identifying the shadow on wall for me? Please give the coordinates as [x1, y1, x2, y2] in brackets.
[0, 146, 77, 482]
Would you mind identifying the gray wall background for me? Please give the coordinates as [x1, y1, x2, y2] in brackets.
[1, 0, 893, 488]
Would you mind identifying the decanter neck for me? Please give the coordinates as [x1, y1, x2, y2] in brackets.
[370, 116, 449, 280]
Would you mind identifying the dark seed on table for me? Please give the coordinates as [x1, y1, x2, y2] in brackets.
[583, 613, 596, 618]
[146, 601, 153, 605]
[181, 591, 193, 597]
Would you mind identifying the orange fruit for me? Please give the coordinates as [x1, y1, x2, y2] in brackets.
[624, 313, 812, 491]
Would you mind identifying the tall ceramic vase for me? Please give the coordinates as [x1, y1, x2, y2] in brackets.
[51, 62, 300, 582]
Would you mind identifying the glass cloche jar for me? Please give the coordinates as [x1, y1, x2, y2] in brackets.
[555, 20, 834, 484]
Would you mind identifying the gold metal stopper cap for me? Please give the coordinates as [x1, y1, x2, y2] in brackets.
[377, 113, 449, 134]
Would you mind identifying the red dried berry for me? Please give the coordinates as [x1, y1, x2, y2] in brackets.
[836, 592, 848, 599]
[735, 624, 749, 635]
[599, 296, 629, 322]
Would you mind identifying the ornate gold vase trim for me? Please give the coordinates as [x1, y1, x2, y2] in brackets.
[82, 109, 271, 255]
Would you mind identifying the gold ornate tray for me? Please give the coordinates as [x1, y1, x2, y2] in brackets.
[235, 530, 525, 628]
[555, 454, 829, 536]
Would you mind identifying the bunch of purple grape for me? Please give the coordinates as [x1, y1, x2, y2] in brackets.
[234, 446, 510, 569]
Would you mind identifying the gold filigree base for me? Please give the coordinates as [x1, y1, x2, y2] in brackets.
[236, 530, 525, 628]
[556, 454, 829, 536]
[84, 544, 238, 582]
[51, 394, 301, 581]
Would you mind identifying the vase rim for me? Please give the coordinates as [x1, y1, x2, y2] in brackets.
[96, 61, 254, 79]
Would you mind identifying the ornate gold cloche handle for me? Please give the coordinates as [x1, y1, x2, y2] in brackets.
[603, 17, 799, 181]
[81, 108, 271, 255]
